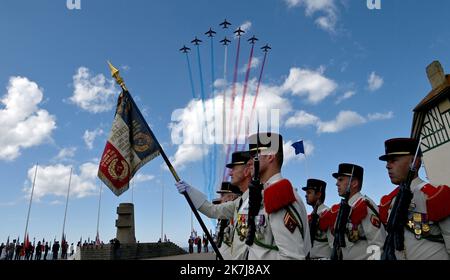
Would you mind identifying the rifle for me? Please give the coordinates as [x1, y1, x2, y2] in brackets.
[245, 124, 263, 246]
[381, 139, 422, 260]
[330, 166, 354, 260]
[216, 219, 229, 248]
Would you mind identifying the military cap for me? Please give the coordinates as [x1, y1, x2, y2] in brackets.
[332, 163, 364, 182]
[301, 178, 327, 193]
[216, 181, 242, 195]
[212, 198, 222, 205]
[226, 151, 251, 168]
[248, 132, 283, 156]
[379, 138, 422, 161]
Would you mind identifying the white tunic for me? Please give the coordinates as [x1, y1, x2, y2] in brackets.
[387, 177, 450, 260]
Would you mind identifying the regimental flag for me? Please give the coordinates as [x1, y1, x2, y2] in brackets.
[22, 234, 30, 256]
[291, 140, 305, 155]
[98, 90, 161, 196]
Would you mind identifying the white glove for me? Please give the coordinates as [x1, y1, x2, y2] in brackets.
[175, 180, 191, 194]
[174, 180, 206, 209]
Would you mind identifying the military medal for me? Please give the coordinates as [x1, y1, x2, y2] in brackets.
[422, 223, 430, 233]
[413, 213, 422, 239]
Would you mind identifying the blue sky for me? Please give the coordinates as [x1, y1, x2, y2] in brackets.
[1, 0, 450, 248]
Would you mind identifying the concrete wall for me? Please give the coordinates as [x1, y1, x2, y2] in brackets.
[79, 242, 187, 260]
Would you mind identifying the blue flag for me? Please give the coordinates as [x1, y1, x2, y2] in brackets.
[291, 140, 305, 155]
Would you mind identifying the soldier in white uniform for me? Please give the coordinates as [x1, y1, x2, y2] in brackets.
[238, 132, 310, 260]
[175, 151, 252, 259]
[328, 163, 386, 260]
[215, 182, 243, 260]
[302, 179, 332, 259]
[379, 138, 450, 260]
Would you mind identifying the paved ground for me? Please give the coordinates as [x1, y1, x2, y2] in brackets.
[148, 252, 216, 260]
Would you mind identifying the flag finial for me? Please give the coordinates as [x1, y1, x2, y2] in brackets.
[107, 61, 127, 91]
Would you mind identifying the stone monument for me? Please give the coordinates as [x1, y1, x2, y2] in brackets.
[116, 203, 136, 243]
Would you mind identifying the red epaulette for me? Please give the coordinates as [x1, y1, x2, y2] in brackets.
[379, 187, 400, 225]
[326, 204, 340, 233]
[318, 209, 332, 231]
[308, 214, 312, 222]
[421, 184, 450, 222]
[264, 179, 297, 214]
[350, 198, 368, 225]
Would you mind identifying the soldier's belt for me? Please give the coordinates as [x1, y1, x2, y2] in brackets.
[314, 237, 328, 243]
[254, 239, 279, 251]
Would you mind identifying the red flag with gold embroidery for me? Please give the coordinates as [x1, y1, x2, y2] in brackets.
[98, 90, 160, 196]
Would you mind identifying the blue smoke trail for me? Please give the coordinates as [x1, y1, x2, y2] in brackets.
[195, 44, 212, 201]
[210, 35, 217, 195]
[184, 51, 208, 201]
[185, 54, 196, 99]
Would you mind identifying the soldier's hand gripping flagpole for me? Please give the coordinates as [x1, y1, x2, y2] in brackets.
[103, 62, 223, 260]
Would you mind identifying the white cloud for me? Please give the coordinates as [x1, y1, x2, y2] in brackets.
[70, 67, 117, 113]
[285, 110, 320, 127]
[214, 79, 227, 89]
[367, 111, 394, 121]
[282, 67, 337, 104]
[170, 144, 207, 170]
[24, 163, 99, 200]
[54, 147, 77, 161]
[83, 128, 104, 150]
[240, 21, 252, 33]
[169, 79, 291, 169]
[133, 173, 155, 184]
[368, 71, 384, 92]
[335, 90, 356, 104]
[286, 109, 393, 134]
[240, 57, 261, 74]
[285, 0, 338, 33]
[0, 76, 56, 161]
[317, 111, 366, 133]
[283, 140, 315, 164]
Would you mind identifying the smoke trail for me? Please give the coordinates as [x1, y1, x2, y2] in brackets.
[243, 49, 269, 150]
[223, 33, 242, 181]
[235, 40, 255, 152]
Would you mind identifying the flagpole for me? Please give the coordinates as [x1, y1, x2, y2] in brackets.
[303, 148, 310, 179]
[96, 179, 103, 244]
[131, 177, 134, 204]
[161, 180, 164, 242]
[24, 163, 38, 252]
[107, 61, 224, 260]
[62, 167, 72, 244]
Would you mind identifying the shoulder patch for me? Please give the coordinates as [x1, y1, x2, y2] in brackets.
[421, 184, 450, 221]
[370, 214, 381, 228]
[284, 211, 299, 233]
[264, 179, 296, 214]
[350, 198, 368, 226]
[379, 187, 399, 225]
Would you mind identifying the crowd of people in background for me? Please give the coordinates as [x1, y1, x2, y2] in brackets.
[187, 231, 210, 254]
[0, 237, 106, 260]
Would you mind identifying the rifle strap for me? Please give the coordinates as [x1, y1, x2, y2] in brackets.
[364, 198, 380, 218]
